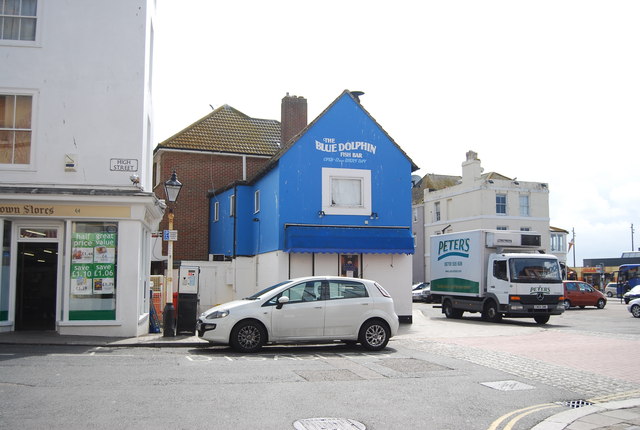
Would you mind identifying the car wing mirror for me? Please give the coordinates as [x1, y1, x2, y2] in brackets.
[276, 296, 289, 309]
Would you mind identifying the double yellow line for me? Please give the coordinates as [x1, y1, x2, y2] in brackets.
[487, 403, 562, 430]
[488, 390, 640, 430]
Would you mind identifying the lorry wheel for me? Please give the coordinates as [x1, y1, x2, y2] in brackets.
[534, 315, 550, 324]
[482, 301, 502, 322]
[443, 300, 463, 319]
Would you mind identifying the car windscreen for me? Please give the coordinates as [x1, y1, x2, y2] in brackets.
[244, 281, 291, 300]
[509, 258, 562, 283]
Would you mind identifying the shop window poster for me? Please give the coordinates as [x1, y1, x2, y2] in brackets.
[340, 254, 360, 278]
[71, 232, 116, 295]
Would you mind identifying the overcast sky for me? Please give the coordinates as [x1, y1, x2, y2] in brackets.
[153, 1, 640, 266]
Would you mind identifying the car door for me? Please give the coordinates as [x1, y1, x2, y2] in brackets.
[579, 283, 596, 306]
[323, 279, 372, 338]
[268, 280, 325, 340]
[565, 282, 579, 305]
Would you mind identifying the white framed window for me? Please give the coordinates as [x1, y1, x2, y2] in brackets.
[213, 201, 219, 222]
[229, 195, 235, 217]
[496, 194, 507, 215]
[0, 93, 33, 166]
[322, 168, 371, 216]
[519, 195, 530, 217]
[497, 226, 508, 231]
[1, 0, 38, 43]
[520, 227, 531, 231]
[254, 190, 260, 214]
[434, 201, 441, 222]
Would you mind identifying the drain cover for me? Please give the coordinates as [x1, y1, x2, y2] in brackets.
[293, 417, 366, 430]
[558, 399, 594, 409]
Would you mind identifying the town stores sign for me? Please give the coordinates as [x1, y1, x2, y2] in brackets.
[0, 203, 130, 218]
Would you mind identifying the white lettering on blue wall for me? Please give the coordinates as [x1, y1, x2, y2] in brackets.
[315, 139, 377, 155]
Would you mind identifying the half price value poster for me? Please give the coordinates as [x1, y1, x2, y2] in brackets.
[70, 232, 116, 295]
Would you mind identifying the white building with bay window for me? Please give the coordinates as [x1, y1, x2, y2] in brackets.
[0, 1, 163, 337]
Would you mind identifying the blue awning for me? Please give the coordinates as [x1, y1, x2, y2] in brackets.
[284, 225, 414, 254]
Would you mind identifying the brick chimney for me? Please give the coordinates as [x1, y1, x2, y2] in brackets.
[281, 93, 307, 145]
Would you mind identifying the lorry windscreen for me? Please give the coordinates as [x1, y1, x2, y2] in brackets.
[509, 258, 562, 283]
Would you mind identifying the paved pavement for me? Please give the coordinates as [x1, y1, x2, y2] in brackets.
[0, 312, 638, 430]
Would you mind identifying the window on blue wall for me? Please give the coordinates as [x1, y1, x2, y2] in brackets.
[213, 201, 219, 222]
[331, 178, 362, 207]
[254, 190, 260, 214]
[322, 168, 371, 216]
[229, 195, 235, 217]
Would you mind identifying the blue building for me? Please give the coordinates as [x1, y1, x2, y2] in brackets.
[209, 91, 418, 321]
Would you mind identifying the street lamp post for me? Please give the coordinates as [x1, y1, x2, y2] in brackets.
[163, 170, 182, 337]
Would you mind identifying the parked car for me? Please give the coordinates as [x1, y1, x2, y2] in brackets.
[196, 276, 399, 352]
[420, 283, 436, 303]
[412, 282, 430, 302]
[627, 298, 640, 318]
[563, 281, 607, 310]
[604, 282, 621, 297]
[623, 285, 640, 304]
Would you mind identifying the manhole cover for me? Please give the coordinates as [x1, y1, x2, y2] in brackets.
[481, 380, 535, 391]
[295, 369, 363, 382]
[293, 417, 366, 430]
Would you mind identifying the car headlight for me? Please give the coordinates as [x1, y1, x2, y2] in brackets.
[205, 309, 229, 319]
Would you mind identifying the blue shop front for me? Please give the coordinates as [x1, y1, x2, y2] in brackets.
[209, 90, 418, 321]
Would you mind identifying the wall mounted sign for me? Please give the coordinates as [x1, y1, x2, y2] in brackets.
[110, 158, 138, 172]
[0, 204, 130, 218]
[315, 137, 376, 165]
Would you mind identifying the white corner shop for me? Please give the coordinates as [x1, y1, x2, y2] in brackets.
[0, 191, 164, 337]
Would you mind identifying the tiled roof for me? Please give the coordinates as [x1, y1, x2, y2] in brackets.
[155, 105, 280, 156]
[412, 174, 461, 203]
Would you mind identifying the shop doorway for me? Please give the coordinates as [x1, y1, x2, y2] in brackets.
[16, 242, 58, 330]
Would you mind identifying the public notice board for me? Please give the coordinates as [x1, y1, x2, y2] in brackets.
[70, 232, 116, 295]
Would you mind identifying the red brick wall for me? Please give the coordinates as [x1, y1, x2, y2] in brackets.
[153, 151, 272, 262]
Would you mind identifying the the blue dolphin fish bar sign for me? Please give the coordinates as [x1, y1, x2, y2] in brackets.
[315, 137, 377, 165]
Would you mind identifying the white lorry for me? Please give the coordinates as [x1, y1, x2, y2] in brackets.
[430, 229, 565, 324]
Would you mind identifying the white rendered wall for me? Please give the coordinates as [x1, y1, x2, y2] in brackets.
[1, 0, 154, 190]
[362, 254, 412, 319]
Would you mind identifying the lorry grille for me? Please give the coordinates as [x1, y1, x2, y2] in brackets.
[515, 295, 561, 305]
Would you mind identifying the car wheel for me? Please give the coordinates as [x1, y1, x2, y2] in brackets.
[631, 304, 640, 318]
[625, 298, 630, 304]
[606, 291, 613, 297]
[596, 298, 606, 309]
[230, 320, 266, 353]
[534, 315, 550, 324]
[443, 300, 463, 319]
[482, 300, 502, 322]
[563, 299, 571, 310]
[359, 319, 390, 351]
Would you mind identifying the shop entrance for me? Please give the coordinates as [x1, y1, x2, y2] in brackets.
[16, 242, 58, 330]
